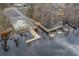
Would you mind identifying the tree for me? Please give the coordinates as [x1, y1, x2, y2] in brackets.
[0, 3, 10, 11]
[26, 4, 34, 18]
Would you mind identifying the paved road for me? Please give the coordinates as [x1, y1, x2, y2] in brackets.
[3, 8, 35, 29]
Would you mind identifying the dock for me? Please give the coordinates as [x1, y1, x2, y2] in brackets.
[26, 30, 40, 43]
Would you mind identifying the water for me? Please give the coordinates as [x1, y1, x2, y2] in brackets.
[0, 29, 79, 56]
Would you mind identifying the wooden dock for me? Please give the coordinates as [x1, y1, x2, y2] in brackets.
[26, 30, 40, 43]
[35, 22, 63, 34]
